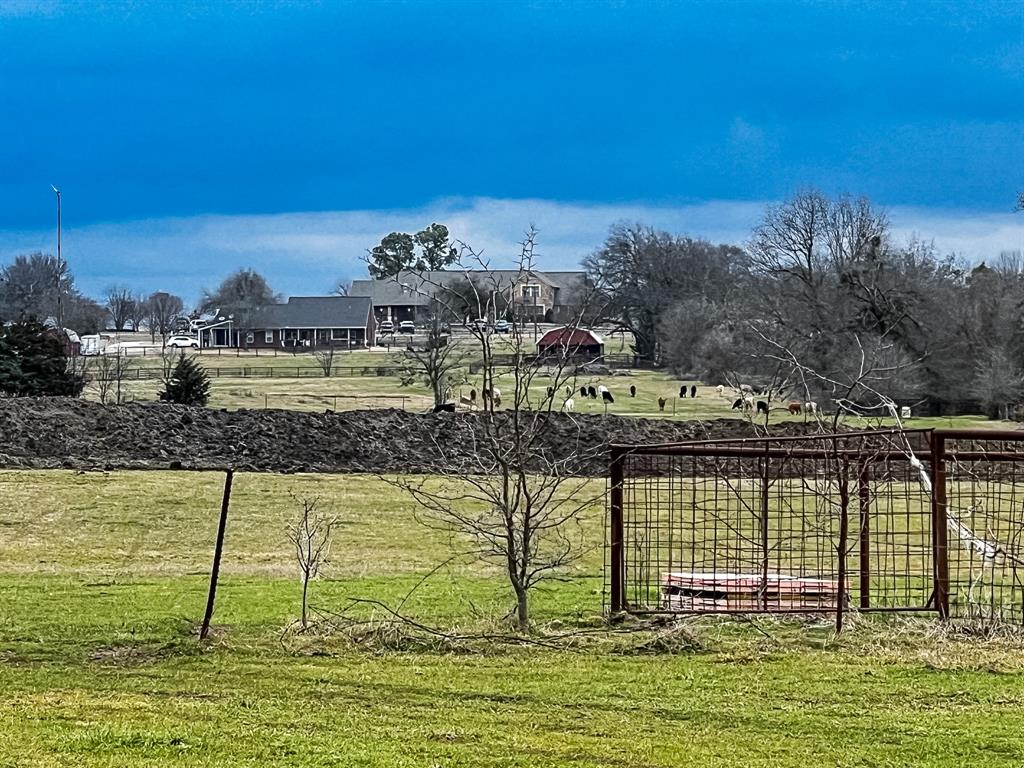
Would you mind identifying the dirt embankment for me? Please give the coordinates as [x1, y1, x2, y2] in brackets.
[0, 398, 817, 476]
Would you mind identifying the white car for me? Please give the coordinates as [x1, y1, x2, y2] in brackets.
[379, 320, 394, 335]
[166, 335, 199, 349]
[398, 320, 416, 334]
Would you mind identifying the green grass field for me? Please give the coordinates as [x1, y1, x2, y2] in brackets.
[2, 470, 1024, 766]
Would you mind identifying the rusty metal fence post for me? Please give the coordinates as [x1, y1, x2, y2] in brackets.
[857, 460, 871, 609]
[609, 446, 626, 613]
[929, 433, 951, 619]
[836, 455, 850, 633]
[759, 448, 771, 611]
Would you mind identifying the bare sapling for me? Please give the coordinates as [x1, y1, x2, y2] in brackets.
[287, 495, 338, 630]
[314, 344, 336, 377]
[91, 349, 133, 404]
[383, 227, 610, 631]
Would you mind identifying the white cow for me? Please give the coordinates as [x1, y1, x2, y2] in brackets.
[562, 397, 575, 412]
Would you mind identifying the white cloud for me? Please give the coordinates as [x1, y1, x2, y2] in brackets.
[1, 197, 1022, 305]
[888, 205, 1024, 259]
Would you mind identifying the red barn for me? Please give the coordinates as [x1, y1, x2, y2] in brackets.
[536, 327, 604, 362]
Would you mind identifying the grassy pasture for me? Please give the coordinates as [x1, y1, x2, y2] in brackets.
[88, 357, 996, 430]
[81, 339, 996, 426]
[2, 470, 1024, 766]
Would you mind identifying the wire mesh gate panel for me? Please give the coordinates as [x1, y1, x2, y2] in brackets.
[608, 430, 938, 617]
[609, 428, 1024, 623]
[940, 431, 1024, 623]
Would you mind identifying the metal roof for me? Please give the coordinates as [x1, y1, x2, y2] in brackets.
[537, 327, 604, 347]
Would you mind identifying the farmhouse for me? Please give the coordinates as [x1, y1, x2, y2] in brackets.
[349, 270, 590, 325]
[198, 296, 375, 349]
[536, 327, 604, 361]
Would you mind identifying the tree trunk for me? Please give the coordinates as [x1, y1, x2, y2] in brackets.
[301, 573, 309, 630]
[515, 584, 529, 632]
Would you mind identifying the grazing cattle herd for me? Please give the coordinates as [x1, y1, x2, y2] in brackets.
[440, 379, 899, 421]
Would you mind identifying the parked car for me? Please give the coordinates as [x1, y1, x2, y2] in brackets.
[379, 320, 394, 334]
[398, 320, 416, 334]
[494, 319, 510, 333]
[166, 335, 199, 349]
[468, 318, 489, 332]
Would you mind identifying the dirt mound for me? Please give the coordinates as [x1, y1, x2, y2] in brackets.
[0, 398, 816, 476]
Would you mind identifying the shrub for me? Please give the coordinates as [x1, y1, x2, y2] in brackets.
[0, 320, 85, 397]
[159, 354, 211, 406]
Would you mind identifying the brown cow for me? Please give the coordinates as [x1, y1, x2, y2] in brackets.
[787, 401, 802, 415]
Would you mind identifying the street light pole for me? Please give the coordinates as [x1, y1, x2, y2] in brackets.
[51, 185, 62, 328]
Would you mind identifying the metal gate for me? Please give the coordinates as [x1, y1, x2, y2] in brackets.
[608, 429, 1024, 625]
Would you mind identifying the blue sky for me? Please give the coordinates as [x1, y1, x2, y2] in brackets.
[1, 0, 1022, 302]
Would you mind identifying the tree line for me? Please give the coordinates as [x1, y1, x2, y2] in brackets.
[0, 256, 281, 345]
[586, 190, 1024, 416]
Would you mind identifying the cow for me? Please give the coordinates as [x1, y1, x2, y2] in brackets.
[629, 384, 637, 398]
[679, 385, 687, 398]
[756, 400, 769, 416]
[658, 397, 667, 412]
[587, 385, 597, 399]
[563, 397, 575, 412]
[433, 402, 456, 413]
[690, 385, 697, 398]
[787, 401, 802, 415]
[602, 389, 614, 404]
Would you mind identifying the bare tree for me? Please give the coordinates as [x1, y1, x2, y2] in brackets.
[0, 253, 72, 323]
[104, 286, 134, 331]
[146, 291, 183, 345]
[974, 348, 1023, 420]
[90, 349, 134, 405]
[158, 346, 178, 388]
[201, 269, 279, 349]
[287, 495, 337, 631]
[396, 311, 470, 408]
[747, 191, 889, 379]
[333, 278, 352, 297]
[384, 228, 605, 631]
[584, 224, 744, 362]
[127, 293, 148, 333]
[313, 345, 336, 377]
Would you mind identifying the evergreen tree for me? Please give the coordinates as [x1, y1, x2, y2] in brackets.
[159, 354, 211, 406]
[0, 319, 84, 397]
